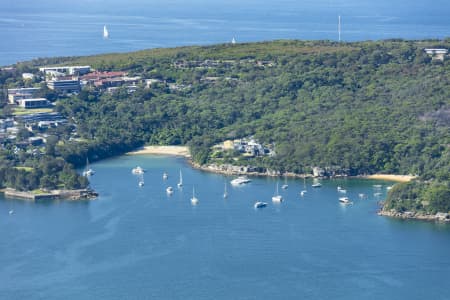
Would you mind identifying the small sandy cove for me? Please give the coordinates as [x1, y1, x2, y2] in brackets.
[127, 146, 190, 157]
[364, 174, 416, 182]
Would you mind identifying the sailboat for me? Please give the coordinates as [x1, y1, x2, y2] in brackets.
[223, 182, 228, 198]
[281, 174, 288, 189]
[177, 170, 183, 188]
[312, 178, 322, 188]
[103, 25, 109, 39]
[138, 174, 144, 187]
[272, 182, 283, 202]
[191, 186, 199, 205]
[83, 157, 94, 176]
[231, 37, 236, 44]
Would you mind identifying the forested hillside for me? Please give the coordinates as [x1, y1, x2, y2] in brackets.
[3, 39, 450, 213]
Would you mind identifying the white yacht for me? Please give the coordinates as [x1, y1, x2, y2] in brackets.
[254, 201, 267, 208]
[230, 176, 251, 186]
[272, 183, 283, 203]
[312, 182, 322, 188]
[132, 166, 145, 174]
[300, 190, 307, 196]
[163, 172, 168, 180]
[339, 197, 352, 205]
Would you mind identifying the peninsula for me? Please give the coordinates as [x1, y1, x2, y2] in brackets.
[0, 39, 448, 214]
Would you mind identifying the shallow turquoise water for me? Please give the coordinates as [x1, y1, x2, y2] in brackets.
[1, 155, 449, 299]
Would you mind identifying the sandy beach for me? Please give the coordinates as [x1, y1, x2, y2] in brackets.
[127, 146, 190, 157]
[364, 174, 416, 182]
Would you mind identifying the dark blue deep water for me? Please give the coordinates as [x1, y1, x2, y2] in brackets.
[1, 155, 450, 299]
[1, 0, 449, 66]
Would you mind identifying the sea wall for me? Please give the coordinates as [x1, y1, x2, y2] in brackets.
[3, 188, 98, 201]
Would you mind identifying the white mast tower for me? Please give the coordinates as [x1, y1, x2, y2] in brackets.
[338, 15, 341, 42]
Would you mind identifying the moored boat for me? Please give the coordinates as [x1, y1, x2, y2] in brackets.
[132, 166, 145, 174]
[254, 201, 267, 208]
[339, 197, 352, 205]
[230, 176, 251, 185]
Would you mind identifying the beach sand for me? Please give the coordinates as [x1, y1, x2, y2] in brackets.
[364, 174, 416, 182]
[127, 146, 190, 157]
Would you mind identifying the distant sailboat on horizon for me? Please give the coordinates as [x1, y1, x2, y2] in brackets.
[103, 25, 109, 39]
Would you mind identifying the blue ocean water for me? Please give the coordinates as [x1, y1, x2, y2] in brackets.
[1, 0, 449, 66]
[1, 155, 450, 299]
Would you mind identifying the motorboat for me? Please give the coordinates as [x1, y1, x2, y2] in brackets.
[132, 166, 145, 174]
[339, 197, 352, 205]
[254, 201, 267, 208]
[166, 186, 174, 194]
[230, 176, 251, 185]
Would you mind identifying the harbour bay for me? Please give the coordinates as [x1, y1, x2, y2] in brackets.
[1, 155, 450, 299]
[1, 0, 450, 298]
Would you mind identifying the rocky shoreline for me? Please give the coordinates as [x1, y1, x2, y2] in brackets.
[378, 209, 450, 223]
[191, 162, 316, 178]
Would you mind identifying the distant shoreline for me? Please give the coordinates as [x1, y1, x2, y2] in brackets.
[126, 146, 191, 157]
[126, 148, 416, 183]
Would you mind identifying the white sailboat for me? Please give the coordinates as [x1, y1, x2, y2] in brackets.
[223, 182, 228, 198]
[231, 37, 236, 44]
[83, 157, 94, 176]
[163, 172, 168, 180]
[191, 186, 199, 205]
[312, 178, 322, 188]
[272, 182, 283, 202]
[177, 170, 183, 188]
[103, 25, 109, 39]
[138, 174, 144, 187]
[281, 174, 288, 189]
